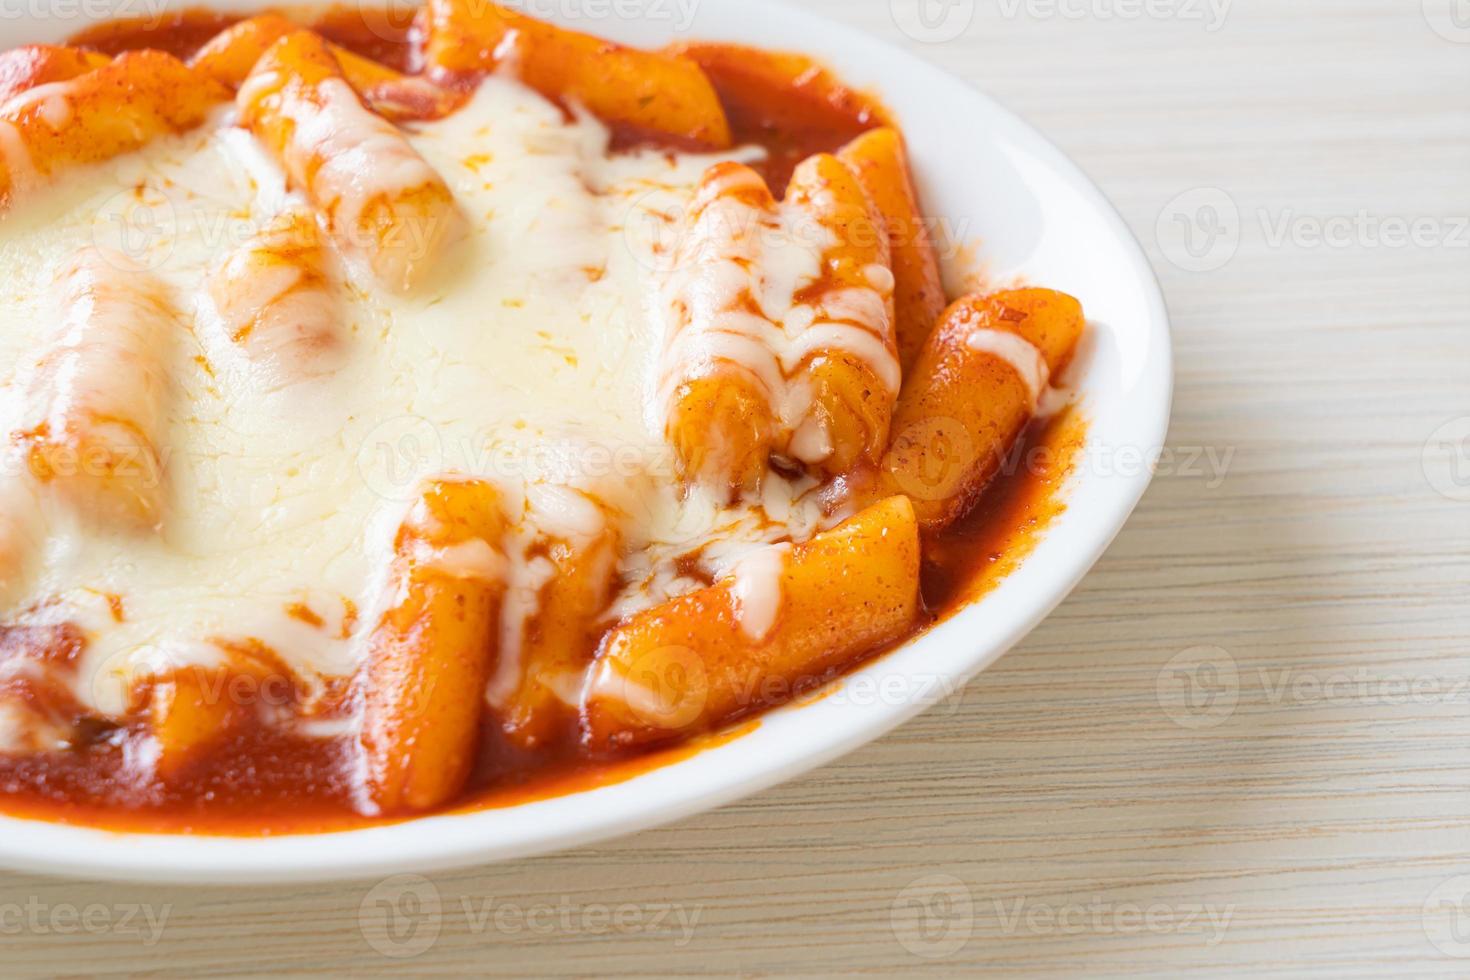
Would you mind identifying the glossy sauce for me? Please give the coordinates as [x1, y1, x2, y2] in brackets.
[68, 9, 241, 59]
[675, 43, 885, 194]
[308, 5, 421, 73]
[0, 7, 1086, 834]
[922, 408, 1087, 612]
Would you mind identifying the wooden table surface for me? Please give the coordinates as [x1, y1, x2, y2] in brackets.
[5, 0, 1468, 975]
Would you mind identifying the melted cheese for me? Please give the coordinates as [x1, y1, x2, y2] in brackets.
[0, 77, 839, 725]
[19, 247, 175, 529]
[0, 119, 36, 194]
[0, 470, 42, 604]
[205, 209, 345, 391]
[728, 542, 790, 642]
[658, 166, 898, 463]
[965, 328, 1051, 411]
[244, 73, 462, 289]
[0, 700, 63, 753]
[0, 80, 74, 130]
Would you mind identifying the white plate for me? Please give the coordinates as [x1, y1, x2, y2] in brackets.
[0, 0, 1172, 882]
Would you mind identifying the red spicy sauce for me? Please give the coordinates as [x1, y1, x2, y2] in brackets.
[68, 8, 241, 60]
[0, 7, 1086, 834]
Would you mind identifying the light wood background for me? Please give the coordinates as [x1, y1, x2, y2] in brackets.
[4, 0, 1468, 975]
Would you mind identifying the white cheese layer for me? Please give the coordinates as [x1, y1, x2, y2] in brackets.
[0, 78, 833, 723]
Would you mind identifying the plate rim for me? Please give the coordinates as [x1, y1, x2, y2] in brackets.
[0, 0, 1174, 883]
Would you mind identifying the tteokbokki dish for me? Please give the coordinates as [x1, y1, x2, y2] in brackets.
[0, 2, 1085, 831]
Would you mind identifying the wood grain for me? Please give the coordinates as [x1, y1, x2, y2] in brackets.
[2, 0, 1467, 975]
